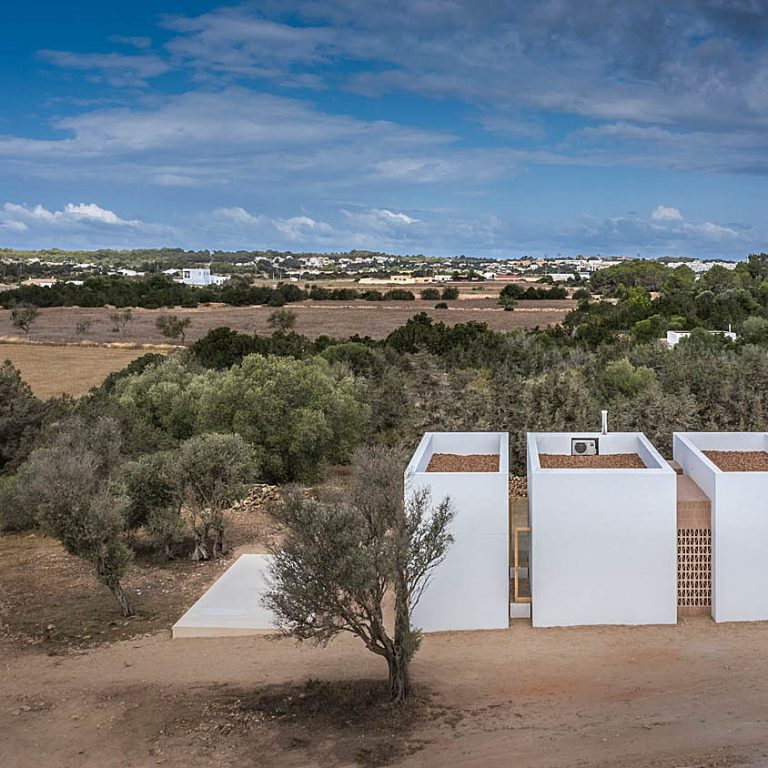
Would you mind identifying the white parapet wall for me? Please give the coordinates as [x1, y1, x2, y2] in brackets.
[406, 432, 509, 632]
[674, 432, 768, 623]
[527, 432, 678, 628]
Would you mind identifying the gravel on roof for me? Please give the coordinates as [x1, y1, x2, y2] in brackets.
[426, 453, 499, 472]
[539, 453, 647, 469]
[703, 450, 768, 472]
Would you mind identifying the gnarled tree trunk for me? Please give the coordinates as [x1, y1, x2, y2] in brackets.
[109, 583, 133, 617]
[212, 527, 224, 559]
[390, 576, 414, 705]
[191, 521, 210, 561]
[387, 646, 411, 705]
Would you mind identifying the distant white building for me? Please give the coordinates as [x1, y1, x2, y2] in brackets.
[666, 329, 737, 348]
[665, 260, 738, 275]
[180, 268, 228, 286]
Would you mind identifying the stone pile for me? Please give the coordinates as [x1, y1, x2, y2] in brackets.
[508, 476, 527, 498]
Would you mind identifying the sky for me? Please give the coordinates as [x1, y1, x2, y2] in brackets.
[1, 1, 768, 259]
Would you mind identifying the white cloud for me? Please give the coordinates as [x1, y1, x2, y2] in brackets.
[342, 207, 419, 233]
[108, 35, 153, 50]
[38, 50, 169, 87]
[570, 204, 748, 258]
[214, 206, 265, 225]
[651, 205, 684, 222]
[162, 7, 337, 78]
[375, 209, 418, 224]
[152, 172, 200, 187]
[0, 89, 530, 194]
[2, 202, 138, 227]
[212, 207, 336, 243]
[0, 202, 177, 248]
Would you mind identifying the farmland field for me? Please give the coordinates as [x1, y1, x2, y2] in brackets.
[0, 343, 153, 398]
[0, 298, 574, 347]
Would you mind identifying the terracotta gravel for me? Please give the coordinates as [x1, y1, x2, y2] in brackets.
[539, 453, 646, 469]
[426, 453, 499, 472]
[704, 450, 768, 472]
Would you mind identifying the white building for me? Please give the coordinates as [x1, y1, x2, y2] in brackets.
[674, 432, 768, 623]
[665, 260, 738, 274]
[527, 432, 678, 627]
[406, 432, 510, 632]
[171, 427, 768, 638]
[180, 268, 228, 286]
[665, 329, 737, 348]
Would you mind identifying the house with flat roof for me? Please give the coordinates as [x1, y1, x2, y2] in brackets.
[180, 268, 228, 286]
[173, 426, 768, 638]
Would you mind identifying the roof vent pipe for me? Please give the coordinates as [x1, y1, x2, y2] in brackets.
[601, 409, 608, 435]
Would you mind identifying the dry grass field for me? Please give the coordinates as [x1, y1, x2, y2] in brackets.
[0, 298, 574, 347]
[0, 343, 155, 398]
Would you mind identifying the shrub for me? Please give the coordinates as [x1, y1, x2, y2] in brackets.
[121, 451, 177, 530]
[267, 308, 298, 332]
[115, 357, 207, 440]
[500, 284, 568, 300]
[155, 314, 192, 342]
[196, 355, 371, 483]
[0, 361, 43, 473]
[420, 288, 441, 300]
[0, 476, 36, 532]
[321, 342, 382, 376]
[435, 302, 448, 309]
[98, 353, 165, 393]
[441, 286, 459, 300]
[383, 289, 415, 301]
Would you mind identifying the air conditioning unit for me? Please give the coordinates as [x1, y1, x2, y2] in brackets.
[571, 438, 598, 456]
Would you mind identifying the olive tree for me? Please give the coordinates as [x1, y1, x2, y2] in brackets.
[155, 313, 192, 343]
[169, 433, 256, 560]
[15, 417, 134, 616]
[196, 355, 371, 483]
[267, 308, 297, 332]
[10, 304, 39, 335]
[265, 445, 454, 705]
[122, 451, 184, 558]
[109, 309, 133, 337]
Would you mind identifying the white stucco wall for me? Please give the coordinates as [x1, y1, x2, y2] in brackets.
[674, 432, 768, 622]
[528, 432, 677, 628]
[406, 432, 509, 632]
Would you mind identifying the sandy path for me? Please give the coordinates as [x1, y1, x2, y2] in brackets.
[3, 619, 768, 767]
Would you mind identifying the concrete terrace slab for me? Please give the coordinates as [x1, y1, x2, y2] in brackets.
[172, 554, 279, 638]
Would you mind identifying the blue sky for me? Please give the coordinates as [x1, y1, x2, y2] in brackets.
[1, 1, 767, 259]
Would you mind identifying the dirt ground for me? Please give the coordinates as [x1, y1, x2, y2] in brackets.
[3, 504, 768, 768]
[0, 298, 574, 346]
[0, 343, 156, 398]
